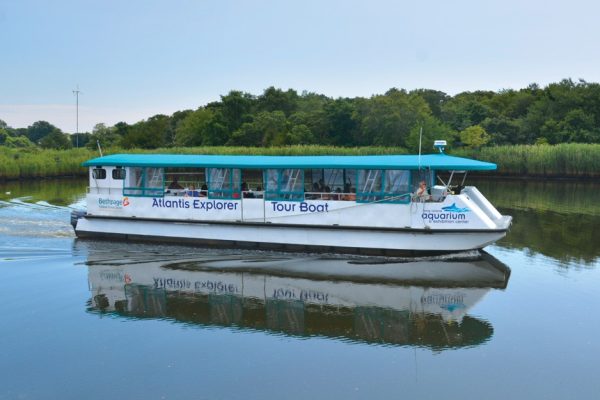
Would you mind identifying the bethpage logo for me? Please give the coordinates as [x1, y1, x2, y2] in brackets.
[422, 203, 470, 224]
[98, 197, 130, 209]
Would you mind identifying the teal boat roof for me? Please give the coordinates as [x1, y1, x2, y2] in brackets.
[82, 153, 497, 171]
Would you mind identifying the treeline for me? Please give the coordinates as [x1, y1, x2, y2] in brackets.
[2, 78, 600, 151]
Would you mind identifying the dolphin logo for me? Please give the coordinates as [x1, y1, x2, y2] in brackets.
[441, 203, 469, 213]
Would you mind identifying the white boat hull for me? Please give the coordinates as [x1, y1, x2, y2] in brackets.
[75, 215, 508, 255]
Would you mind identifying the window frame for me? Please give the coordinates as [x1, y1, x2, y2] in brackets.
[112, 167, 126, 180]
[356, 169, 411, 204]
[264, 168, 305, 202]
[122, 167, 165, 197]
[92, 168, 107, 180]
[207, 168, 241, 200]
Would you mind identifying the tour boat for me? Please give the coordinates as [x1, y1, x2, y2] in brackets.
[72, 145, 512, 255]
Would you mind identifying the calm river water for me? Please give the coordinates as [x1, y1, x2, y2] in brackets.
[1, 178, 599, 400]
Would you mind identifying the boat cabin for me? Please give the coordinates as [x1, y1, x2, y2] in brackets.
[86, 153, 493, 204]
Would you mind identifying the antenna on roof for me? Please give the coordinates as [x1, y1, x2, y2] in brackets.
[433, 140, 447, 154]
[97, 140, 103, 157]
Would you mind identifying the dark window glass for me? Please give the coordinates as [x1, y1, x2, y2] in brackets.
[112, 168, 126, 180]
[92, 168, 106, 179]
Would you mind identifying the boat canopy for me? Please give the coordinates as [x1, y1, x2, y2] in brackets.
[82, 153, 497, 171]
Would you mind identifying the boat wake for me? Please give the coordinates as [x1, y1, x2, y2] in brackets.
[0, 197, 78, 239]
[0, 245, 73, 261]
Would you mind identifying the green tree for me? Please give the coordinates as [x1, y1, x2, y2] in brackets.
[410, 89, 449, 119]
[26, 121, 60, 144]
[0, 127, 8, 144]
[405, 116, 456, 153]
[356, 89, 430, 146]
[5, 136, 35, 148]
[167, 110, 193, 146]
[113, 121, 131, 137]
[39, 129, 72, 149]
[323, 98, 358, 146]
[88, 123, 121, 149]
[121, 115, 170, 148]
[257, 87, 299, 116]
[175, 108, 219, 146]
[288, 124, 315, 144]
[481, 116, 521, 145]
[229, 111, 288, 146]
[558, 109, 598, 143]
[214, 90, 256, 133]
[460, 125, 490, 148]
[441, 92, 493, 131]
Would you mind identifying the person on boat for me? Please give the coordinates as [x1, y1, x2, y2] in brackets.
[168, 177, 184, 190]
[322, 186, 332, 200]
[242, 182, 254, 198]
[186, 184, 200, 197]
[318, 179, 325, 192]
[200, 184, 208, 196]
[342, 183, 353, 201]
[307, 182, 320, 199]
[333, 187, 342, 200]
[415, 181, 430, 201]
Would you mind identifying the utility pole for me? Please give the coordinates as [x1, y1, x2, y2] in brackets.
[73, 85, 81, 147]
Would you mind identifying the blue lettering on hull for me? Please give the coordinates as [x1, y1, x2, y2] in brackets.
[271, 202, 329, 213]
[151, 198, 238, 211]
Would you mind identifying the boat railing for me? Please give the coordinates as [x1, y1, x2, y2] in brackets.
[241, 190, 264, 199]
[85, 187, 446, 204]
[164, 188, 208, 197]
[87, 187, 118, 195]
[304, 191, 356, 201]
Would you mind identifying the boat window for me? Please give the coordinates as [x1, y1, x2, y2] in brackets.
[241, 169, 263, 198]
[123, 167, 144, 196]
[357, 170, 382, 202]
[123, 167, 164, 197]
[145, 168, 164, 196]
[112, 167, 126, 180]
[207, 168, 241, 199]
[357, 170, 410, 203]
[92, 168, 106, 180]
[305, 169, 356, 200]
[383, 170, 411, 202]
[165, 168, 206, 196]
[264, 169, 304, 201]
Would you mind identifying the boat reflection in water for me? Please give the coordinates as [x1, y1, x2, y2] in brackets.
[83, 243, 510, 350]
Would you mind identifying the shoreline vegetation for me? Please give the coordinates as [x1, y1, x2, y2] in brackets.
[1, 143, 599, 180]
[2, 80, 600, 180]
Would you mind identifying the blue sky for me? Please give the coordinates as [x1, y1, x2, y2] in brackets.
[1, 0, 599, 132]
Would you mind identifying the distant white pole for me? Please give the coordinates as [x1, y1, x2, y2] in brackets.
[73, 85, 81, 148]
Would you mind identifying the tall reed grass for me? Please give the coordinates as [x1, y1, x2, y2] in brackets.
[0, 148, 96, 180]
[0, 146, 408, 180]
[1, 144, 599, 180]
[453, 144, 600, 178]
